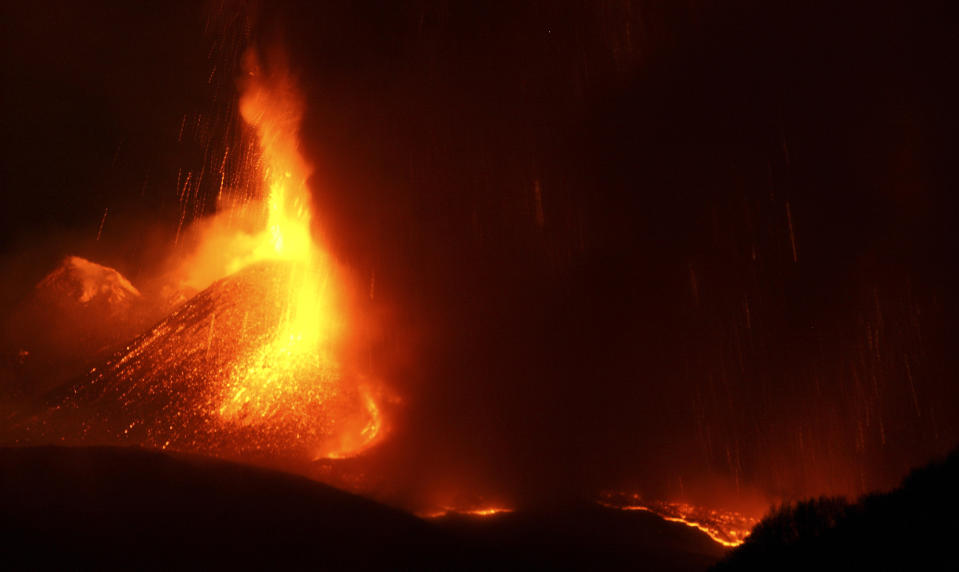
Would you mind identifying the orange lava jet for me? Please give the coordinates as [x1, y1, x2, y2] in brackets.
[180, 48, 387, 461]
[214, 50, 385, 460]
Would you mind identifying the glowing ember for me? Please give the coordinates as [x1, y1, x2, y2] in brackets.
[418, 506, 515, 519]
[598, 492, 760, 548]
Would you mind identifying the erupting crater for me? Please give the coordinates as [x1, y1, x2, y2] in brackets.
[23, 259, 381, 463]
[12, 49, 387, 468]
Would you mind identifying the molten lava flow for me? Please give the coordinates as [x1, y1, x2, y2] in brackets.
[418, 506, 515, 519]
[598, 492, 760, 548]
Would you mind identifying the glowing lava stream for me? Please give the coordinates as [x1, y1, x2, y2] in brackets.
[418, 506, 515, 519]
[597, 495, 759, 548]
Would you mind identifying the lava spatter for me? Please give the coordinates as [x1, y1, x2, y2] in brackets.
[23, 260, 380, 464]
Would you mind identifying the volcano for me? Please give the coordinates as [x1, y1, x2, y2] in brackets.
[14, 260, 381, 466]
[1, 256, 157, 397]
[7, 29, 388, 473]
[36, 256, 141, 310]
[4, 256, 146, 355]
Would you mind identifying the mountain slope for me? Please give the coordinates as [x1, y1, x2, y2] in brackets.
[10, 260, 377, 466]
[0, 446, 727, 571]
[713, 447, 959, 570]
[2, 256, 151, 395]
[0, 446, 439, 570]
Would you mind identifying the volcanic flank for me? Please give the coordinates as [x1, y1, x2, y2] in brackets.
[5, 256, 145, 353]
[1, 256, 157, 397]
[15, 259, 381, 466]
[37, 256, 141, 310]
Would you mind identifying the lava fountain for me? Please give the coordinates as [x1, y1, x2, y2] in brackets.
[216, 50, 385, 460]
[13, 49, 385, 466]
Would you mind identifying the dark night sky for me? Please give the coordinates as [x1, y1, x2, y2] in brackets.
[2, 1, 958, 509]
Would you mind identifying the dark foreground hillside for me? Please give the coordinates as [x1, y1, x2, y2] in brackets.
[0, 446, 724, 570]
[714, 448, 959, 571]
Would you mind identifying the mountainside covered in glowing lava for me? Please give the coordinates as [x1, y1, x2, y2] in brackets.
[4, 5, 958, 568]
[12, 260, 381, 465]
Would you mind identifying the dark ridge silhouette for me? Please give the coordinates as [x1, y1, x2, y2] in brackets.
[713, 447, 959, 570]
[431, 505, 726, 571]
[0, 446, 725, 570]
[0, 446, 438, 570]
